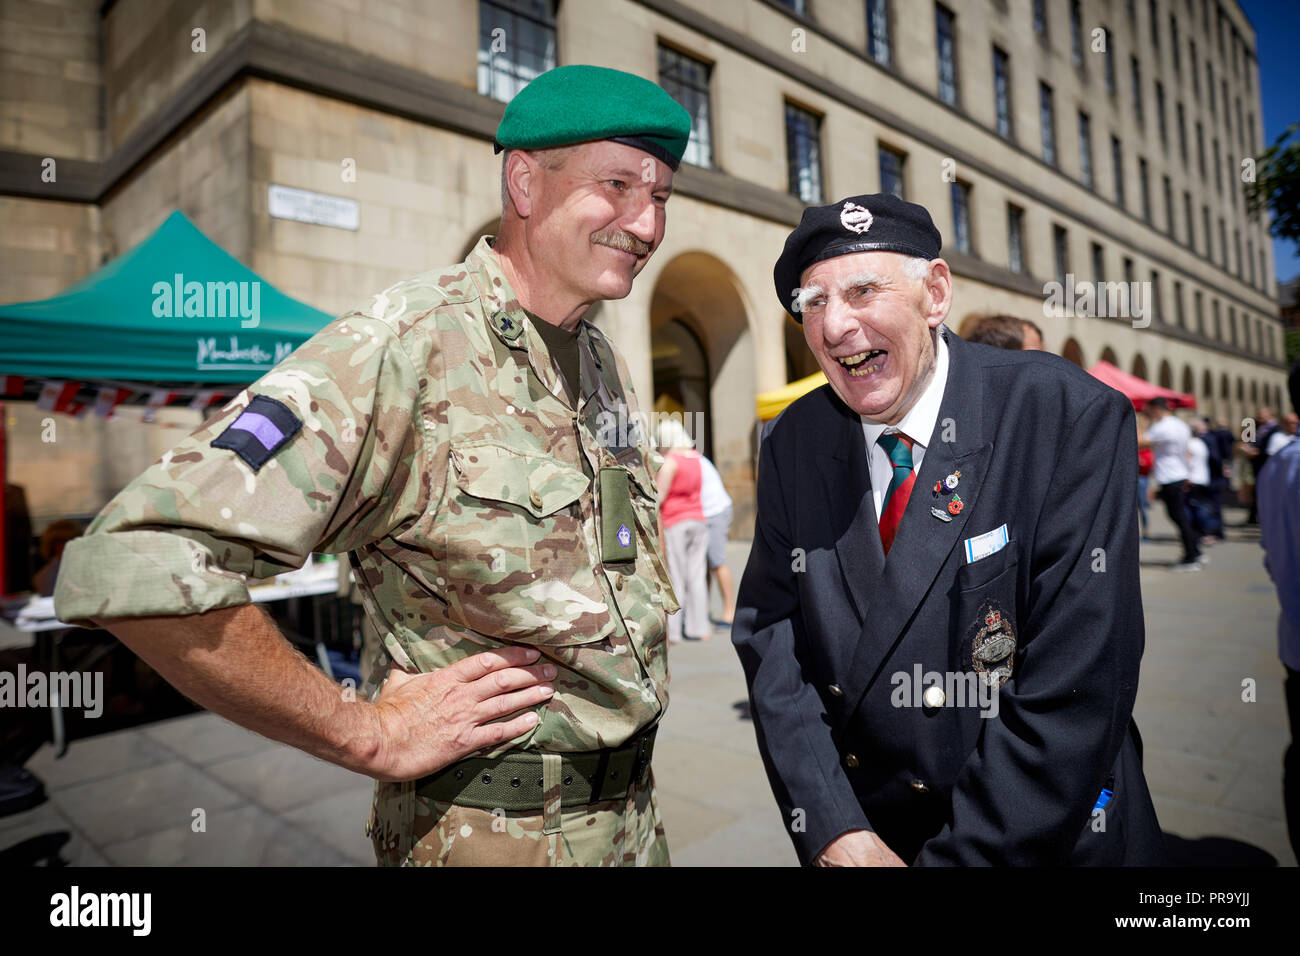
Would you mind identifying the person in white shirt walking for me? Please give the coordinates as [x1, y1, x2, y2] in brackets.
[697, 454, 736, 625]
[1139, 397, 1202, 570]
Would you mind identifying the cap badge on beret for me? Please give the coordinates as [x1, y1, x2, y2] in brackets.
[840, 201, 874, 235]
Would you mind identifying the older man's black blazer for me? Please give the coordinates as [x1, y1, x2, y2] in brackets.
[732, 330, 1165, 865]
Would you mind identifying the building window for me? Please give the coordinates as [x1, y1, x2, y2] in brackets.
[951, 180, 973, 255]
[1177, 102, 1188, 165]
[1123, 255, 1135, 288]
[1131, 56, 1144, 125]
[1053, 226, 1069, 285]
[1138, 157, 1151, 223]
[1104, 27, 1116, 93]
[1040, 82, 1057, 166]
[1222, 79, 1230, 136]
[1171, 14, 1180, 73]
[1033, 0, 1047, 38]
[1194, 289, 1204, 334]
[1196, 121, 1206, 178]
[1208, 61, 1215, 116]
[879, 145, 906, 199]
[1155, 81, 1167, 145]
[866, 0, 891, 65]
[1212, 298, 1221, 340]
[1111, 136, 1125, 207]
[1008, 204, 1025, 273]
[936, 4, 959, 106]
[1078, 111, 1094, 188]
[1229, 307, 1237, 346]
[785, 102, 823, 203]
[1190, 38, 1200, 99]
[1091, 241, 1105, 281]
[1150, 0, 1160, 48]
[1151, 270, 1163, 322]
[1203, 205, 1212, 258]
[1247, 237, 1255, 287]
[1162, 175, 1173, 234]
[1218, 217, 1227, 269]
[658, 44, 714, 169]
[1234, 228, 1242, 277]
[1174, 279, 1186, 327]
[1183, 190, 1194, 247]
[1213, 137, 1222, 194]
[1070, 0, 1084, 66]
[776, 0, 808, 13]
[477, 0, 557, 104]
[993, 46, 1012, 140]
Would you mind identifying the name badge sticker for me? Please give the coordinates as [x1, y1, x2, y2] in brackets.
[964, 524, 1009, 564]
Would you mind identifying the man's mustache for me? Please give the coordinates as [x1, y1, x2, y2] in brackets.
[591, 229, 651, 256]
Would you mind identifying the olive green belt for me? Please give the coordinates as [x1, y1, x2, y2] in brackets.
[414, 728, 657, 812]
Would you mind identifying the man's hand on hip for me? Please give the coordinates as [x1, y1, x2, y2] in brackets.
[371, 646, 556, 781]
[815, 829, 908, 867]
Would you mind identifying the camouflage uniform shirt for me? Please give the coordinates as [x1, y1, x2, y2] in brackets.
[54, 236, 680, 757]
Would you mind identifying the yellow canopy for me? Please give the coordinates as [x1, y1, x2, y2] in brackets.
[756, 370, 827, 421]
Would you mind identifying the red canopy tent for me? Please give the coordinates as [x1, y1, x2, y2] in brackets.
[1087, 361, 1197, 412]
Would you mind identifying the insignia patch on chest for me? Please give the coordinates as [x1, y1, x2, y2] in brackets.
[210, 394, 302, 472]
[968, 601, 1016, 690]
[617, 524, 631, 548]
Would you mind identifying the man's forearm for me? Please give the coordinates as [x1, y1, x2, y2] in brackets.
[94, 603, 384, 776]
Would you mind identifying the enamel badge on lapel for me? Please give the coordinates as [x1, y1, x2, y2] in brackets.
[943, 470, 961, 492]
[930, 506, 953, 522]
[971, 605, 1016, 689]
[932, 470, 965, 519]
[947, 493, 963, 515]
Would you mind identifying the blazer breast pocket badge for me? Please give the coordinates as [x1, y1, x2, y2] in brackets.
[969, 601, 1016, 690]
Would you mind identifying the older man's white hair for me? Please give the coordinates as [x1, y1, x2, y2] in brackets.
[791, 255, 932, 314]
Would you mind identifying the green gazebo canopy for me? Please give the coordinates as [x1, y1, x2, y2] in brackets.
[0, 211, 334, 384]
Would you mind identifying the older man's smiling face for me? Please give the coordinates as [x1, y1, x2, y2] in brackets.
[797, 251, 952, 425]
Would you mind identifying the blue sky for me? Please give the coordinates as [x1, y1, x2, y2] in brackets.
[1238, 0, 1300, 283]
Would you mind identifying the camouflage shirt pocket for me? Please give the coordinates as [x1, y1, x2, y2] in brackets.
[439, 441, 610, 644]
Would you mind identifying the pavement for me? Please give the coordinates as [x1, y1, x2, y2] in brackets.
[1, 505, 1294, 866]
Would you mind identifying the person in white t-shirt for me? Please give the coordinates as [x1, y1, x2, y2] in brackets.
[697, 454, 736, 625]
[1138, 397, 1201, 570]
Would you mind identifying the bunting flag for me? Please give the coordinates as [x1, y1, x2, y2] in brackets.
[1, 375, 23, 396]
[94, 387, 133, 419]
[143, 388, 178, 423]
[36, 380, 80, 413]
[188, 389, 226, 411]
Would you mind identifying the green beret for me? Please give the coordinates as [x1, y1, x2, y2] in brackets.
[494, 65, 692, 170]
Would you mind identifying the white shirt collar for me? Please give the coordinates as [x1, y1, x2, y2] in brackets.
[860, 327, 950, 449]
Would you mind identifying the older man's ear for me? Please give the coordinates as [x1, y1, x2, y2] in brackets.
[921, 258, 954, 328]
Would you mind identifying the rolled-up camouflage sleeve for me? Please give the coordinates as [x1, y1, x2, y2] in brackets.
[53, 312, 428, 626]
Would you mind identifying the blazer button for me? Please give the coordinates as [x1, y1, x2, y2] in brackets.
[828, 684, 843, 697]
[910, 779, 929, 793]
[845, 753, 859, 768]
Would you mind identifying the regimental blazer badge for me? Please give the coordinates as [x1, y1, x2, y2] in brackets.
[971, 604, 1016, 689]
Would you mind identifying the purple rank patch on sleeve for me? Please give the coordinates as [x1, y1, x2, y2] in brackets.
[211, 394, 302, 471]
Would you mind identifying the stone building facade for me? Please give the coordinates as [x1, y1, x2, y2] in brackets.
[1, 0, 1288, 532]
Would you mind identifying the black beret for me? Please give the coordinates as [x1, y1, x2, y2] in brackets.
[774, 193, 943, 320]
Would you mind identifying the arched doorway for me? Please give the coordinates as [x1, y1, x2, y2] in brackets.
[1181, 365, 1194, 398]
[648, 251, 757, 529]
[1062, 338, 1084, 367]
[651, 318, 712, 457]
[1100, 346, 1118, 366]
[1158, 360, 1173, 389]
[1131, 354, 1148, 381]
